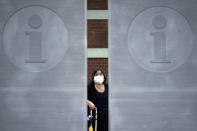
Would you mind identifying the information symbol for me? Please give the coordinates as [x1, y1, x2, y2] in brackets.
[3, 6, 68, 72]
[150, 15, 170, 64]
[127, 7, 193, 73]
[25, 14, 46, 63]
[152, 15, 167, 29]
[28, 14, 42, 29]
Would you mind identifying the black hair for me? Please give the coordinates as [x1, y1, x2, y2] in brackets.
[90, 68, 107, 85]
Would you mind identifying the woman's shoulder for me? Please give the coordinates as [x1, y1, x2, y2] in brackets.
[88, 83, 95, 91]
[88, 83, 93, 88]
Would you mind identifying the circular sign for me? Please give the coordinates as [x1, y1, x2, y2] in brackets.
[3, 6, 68, 72]
[127, 7, 193, 73]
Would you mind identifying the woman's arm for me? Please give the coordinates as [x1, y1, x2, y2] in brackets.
[87, 100, 97, 110]
[87, 84, 97, 110]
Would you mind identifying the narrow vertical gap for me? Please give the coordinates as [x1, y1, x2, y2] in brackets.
[87, 1, 108, 131]
[87, 20, 109, 131]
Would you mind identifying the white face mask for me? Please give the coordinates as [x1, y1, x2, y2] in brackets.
[94, 75, 104, 84]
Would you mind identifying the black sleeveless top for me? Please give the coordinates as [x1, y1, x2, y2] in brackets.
[88, 83, 108, 112]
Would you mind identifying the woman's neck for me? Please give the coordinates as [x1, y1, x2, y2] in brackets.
[95, 83, 104, 88]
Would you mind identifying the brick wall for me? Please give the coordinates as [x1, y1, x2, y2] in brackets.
[88, 0, 108, 10]
[88, 1, 108, 84]
[88, 20, 108, 48]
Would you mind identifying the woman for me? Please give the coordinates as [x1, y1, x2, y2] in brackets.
[87, 68, 108, 131]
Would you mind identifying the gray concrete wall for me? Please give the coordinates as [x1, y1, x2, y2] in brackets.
[0, 0, 86, 131]
[109, 0, 197, 131]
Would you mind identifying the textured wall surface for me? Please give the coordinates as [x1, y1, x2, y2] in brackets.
[87, 18, 108, 82]
[88, 20, 108, 48]
[0, 0, 86, 131]
[87, 0, 108, 84]
[88, 0, 108, 10]
[109, 0, 197, 131]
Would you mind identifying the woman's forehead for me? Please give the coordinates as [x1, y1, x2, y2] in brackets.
[96, 70, 102, 74]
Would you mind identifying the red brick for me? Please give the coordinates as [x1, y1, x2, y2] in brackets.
[88, 0, 108, 10]
[88, 20, 108, 48]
